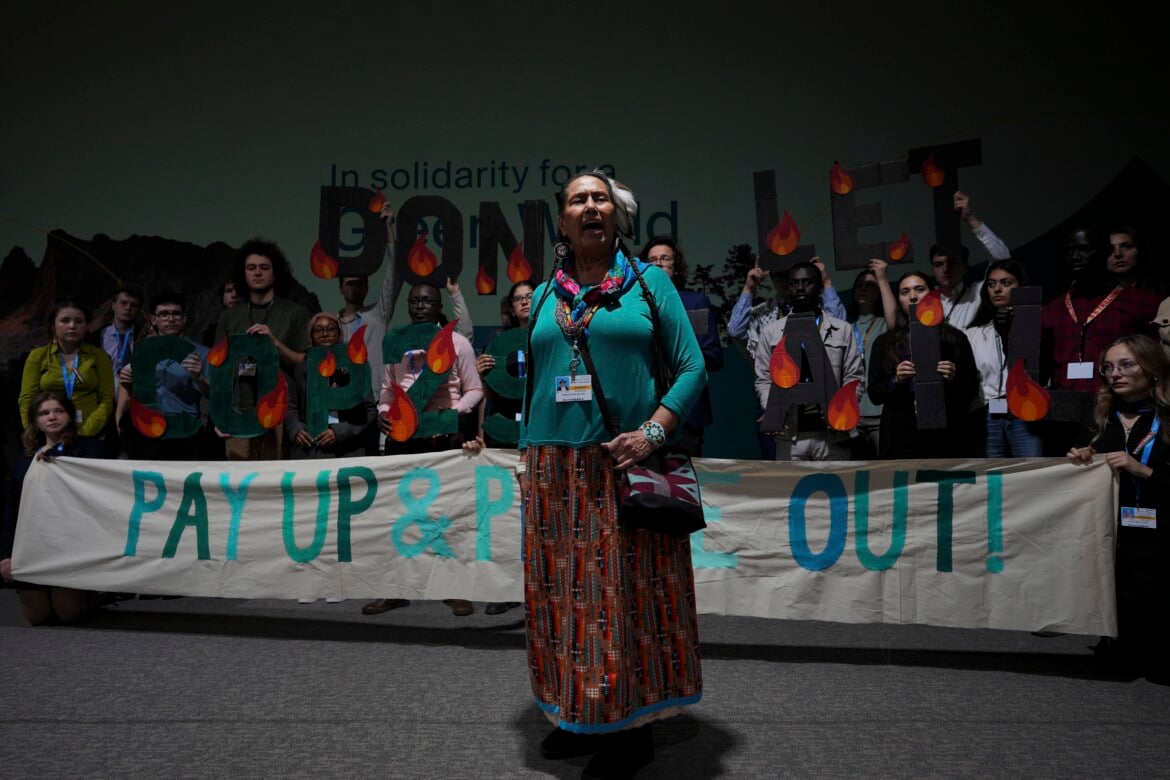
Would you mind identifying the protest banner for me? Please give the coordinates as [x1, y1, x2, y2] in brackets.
[14, 453, 1116, 635]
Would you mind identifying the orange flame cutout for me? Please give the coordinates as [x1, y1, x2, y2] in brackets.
[426, 320, 458, 374]
[921, 154, 945, 187]
[769, 335, 800, 389]
[347, 325, 368, 364]
[915, 289, 945, 326]
[408, 233, 438, 276]
[507, 243, 533, 282]
[1006, 358, 1050, 421]
[385, 382, 419, 442]
[475, 265, 495, 295]
[826, 379, 862, 432]
[129, 396, 167, 438]
[208, 336, 229, 367]
[766, 211, 801, 256]
[888, 231, 911, 262]
[829, 161, 854, 195]
[256, 373, 288, 429]
[310, 240, 340, 280]
[317, 350, 337, 378]
[368, 188, 386, 213]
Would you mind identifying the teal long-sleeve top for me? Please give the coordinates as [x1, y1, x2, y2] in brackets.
[519, 264, 708, 448]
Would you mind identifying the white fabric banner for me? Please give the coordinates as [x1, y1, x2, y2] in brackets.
[14, 452, 1117, 635]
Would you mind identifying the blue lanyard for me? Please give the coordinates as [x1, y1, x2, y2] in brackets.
[116, 330, 132, 365]
[1121, 414, 1159, 504]
[59, 354, 79, 398]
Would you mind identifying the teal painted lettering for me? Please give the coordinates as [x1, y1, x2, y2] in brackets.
[854, 470, 909, 571]
[474, 465, 514, 561]
[336, 466, 377, 563]
[789, 473, 848, 571]
[281, 471, 332, 563]
[220, 471, 258, 561]
[986, 471, 1004, 573]
[691, 471, 739, 569]
[162, 472, 211, 560]
[125, 470, 167, 556]
[916, 470, 977, 572]
[393, 468, 454, 558]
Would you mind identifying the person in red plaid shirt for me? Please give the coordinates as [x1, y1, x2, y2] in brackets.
[1040, 227, 1161, 453]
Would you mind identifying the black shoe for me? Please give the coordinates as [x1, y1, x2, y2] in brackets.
[485, 601, 522, 615]
[583, 726, 653, 779]
[444, 599, 474, 616]
[361, 598, 410, 615]
[539, 727, 600, 760]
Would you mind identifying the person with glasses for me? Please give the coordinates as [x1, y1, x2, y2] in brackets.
[1067, 335, 1170, 683]
[364, 283, 482, 618]
[639, 235, 724, 456]
[285, 312, 377, 460]
[115, 289, 210, 459]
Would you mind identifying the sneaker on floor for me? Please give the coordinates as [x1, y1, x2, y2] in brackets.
[361, 598, 410, 615]
[297, 598, 317, 604]
[325, 597, 345, 604]
[485, 601, 522, 615]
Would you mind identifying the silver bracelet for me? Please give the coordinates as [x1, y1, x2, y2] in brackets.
[640, 420, 666, 446]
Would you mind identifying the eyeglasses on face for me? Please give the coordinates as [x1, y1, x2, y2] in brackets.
[1099, 360, 1141, 377]
[153, 311, 185, 320]
[511, 293, 534, 303]
[311, 325, 341, 335]
[648, 254, 676, 265]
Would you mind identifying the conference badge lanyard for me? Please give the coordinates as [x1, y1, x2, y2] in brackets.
[1120, 415, 1159, 529]
[1064, 286, 1122, 379]
[59, 353, 84, 422]
[988, 331, 1009, 415]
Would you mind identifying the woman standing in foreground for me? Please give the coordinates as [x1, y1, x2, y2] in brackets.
[2, 391, 102, 625]
[519, 171, 707, 777]
[1067, 335, 1170, 684]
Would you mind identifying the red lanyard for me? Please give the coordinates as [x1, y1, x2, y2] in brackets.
[1065, 285, 1122, 361]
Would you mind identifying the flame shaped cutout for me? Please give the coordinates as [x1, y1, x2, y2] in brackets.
[408, 232, 438, 276]
[826, 379, 862, 432]
[256, 373, 288, 429]
[766, 211, 801, 256]
[915, 289, 945, 326]
[368, 188, 386, 213]
[347, 325, 368, 364]
[769, 335, 800, 389]
[829, 161, 854, 195]
[318, 350, 337, 378]
[888, 231, 911, 262]
[310, 240, 340, 280]
[385, 382, 419, 442]
[1006, 358, 1050, 421]
[129, 396, 167, 438]
[921, 154, 945, 188]
[507, 243, 533, 282]
[208, 336, 229, 367]
[475, 265, 495, 295]
[426, 320, 458, 374]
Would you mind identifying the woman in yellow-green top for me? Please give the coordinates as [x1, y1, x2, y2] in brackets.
[19, 300, 115, 439]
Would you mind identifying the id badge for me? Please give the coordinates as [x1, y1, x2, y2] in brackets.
[238, 361, 258, 377]
[1067, 361, 1095, 380]
[327, 413, 340, 425]
[75, 409, 84, 424]
[989, 398, 1008, 414]
[1120, 506, 1157, 529]
[555, 374, 592, 402]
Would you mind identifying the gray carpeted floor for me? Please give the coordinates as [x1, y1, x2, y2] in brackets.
[2, 594, 1167, 778]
